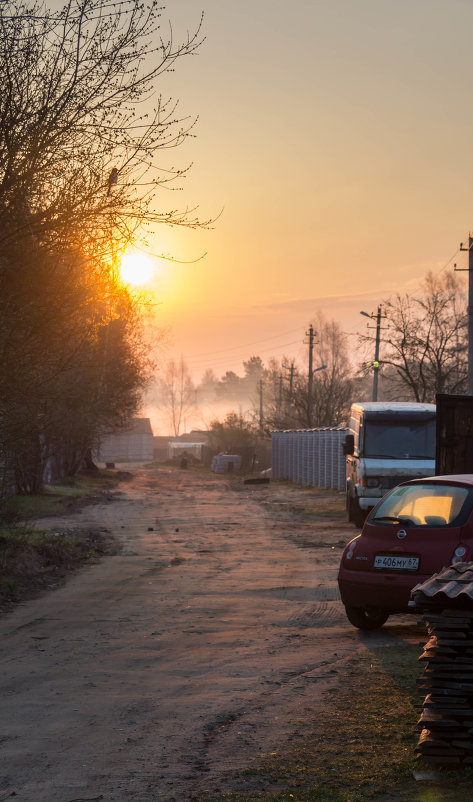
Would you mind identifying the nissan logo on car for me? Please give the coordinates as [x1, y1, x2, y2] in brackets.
[397, 529, 407, 540]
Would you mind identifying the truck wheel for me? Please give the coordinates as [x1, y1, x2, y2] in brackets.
[344, 605, 389, 630]
[347, 493, 365, 528]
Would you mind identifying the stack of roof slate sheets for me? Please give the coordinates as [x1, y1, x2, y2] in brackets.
[411, 563, 473, 765]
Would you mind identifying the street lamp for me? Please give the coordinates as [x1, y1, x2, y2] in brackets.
[360, 306, 382, 402]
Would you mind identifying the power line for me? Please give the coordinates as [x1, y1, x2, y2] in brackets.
[434, 245, 462, 277]
[180, 328, 305, 361]
[186, 339, 303, 370]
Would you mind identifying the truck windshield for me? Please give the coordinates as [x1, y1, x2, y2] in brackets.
[363, 419, 435, 459]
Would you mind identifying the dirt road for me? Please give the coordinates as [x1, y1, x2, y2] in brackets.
[0, 466, 417, 801]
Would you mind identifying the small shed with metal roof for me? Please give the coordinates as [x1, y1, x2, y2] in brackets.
[96, 417, 154, 463]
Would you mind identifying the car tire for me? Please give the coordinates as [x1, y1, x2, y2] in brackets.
[347, 493, 365, 528]
[344, 605, 389, 631]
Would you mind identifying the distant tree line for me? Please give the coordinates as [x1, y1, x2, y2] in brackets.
[155, 313, 354, 439]
[155, 271, 468, 446]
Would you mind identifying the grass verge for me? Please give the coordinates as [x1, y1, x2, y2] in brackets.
[196, 640, 473, 801]
[250, 483, 348, 523]
[0, 469, 127, 612]
[3, 468, 130, 520]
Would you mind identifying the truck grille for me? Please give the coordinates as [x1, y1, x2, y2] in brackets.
[380, 476, 412, 490]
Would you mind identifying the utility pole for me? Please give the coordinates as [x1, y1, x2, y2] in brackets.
[373, 306, 382, 402]
[304, 327, 328, 427]
[288, 362, 295, 397]
[306, 324, 315, 427]
[282, 361, 295, 419]
[277, 373, 283, 425]
[457, 238, 473, 394]
[469, 237, 473, 394]
[259, 379, 264, 433]
[360, 305, 384, 402]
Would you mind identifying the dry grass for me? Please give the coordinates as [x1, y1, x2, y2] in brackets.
[0, 469, 126, 613]
[253, 483, 347, 523]
[197, 642, 473, 801]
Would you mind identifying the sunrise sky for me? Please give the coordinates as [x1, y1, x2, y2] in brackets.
[141, 0, 473, 395]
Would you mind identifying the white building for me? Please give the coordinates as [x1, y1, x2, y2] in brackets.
[97, 418, 154, 463]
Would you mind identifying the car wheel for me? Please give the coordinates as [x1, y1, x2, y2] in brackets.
[347, 493, 365, 528]
[344, 605, 389, 630]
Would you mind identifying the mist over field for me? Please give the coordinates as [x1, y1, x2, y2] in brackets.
[144, 397, 250, 437]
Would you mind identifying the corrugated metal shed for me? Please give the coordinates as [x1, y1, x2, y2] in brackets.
[97, 417, 154, 462]
[271, 427, 347, 490]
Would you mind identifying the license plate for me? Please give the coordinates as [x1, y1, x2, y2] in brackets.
[374, 555, 419, 571]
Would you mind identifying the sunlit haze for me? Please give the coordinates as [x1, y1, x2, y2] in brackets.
[120, 251, 155, 287]
[138, 0, 473, 429]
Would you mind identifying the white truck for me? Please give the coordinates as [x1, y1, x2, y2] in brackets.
[343, 401, 436, 527]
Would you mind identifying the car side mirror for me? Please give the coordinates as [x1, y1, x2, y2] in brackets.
[343, 434, 354, 455]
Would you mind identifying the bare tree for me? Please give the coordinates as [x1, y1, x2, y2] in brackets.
[366, 272, 467, 402]
[158, 358, 196, 436]
[0, 1, 208, 495]
[261, 315, 353, 431]
[308, 312, 353, 426]
[0, 0, 208, 254]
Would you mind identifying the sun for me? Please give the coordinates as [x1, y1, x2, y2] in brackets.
[120, 251, 155, 286]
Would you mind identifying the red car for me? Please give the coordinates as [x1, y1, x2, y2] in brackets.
[338, 475, 473, 630]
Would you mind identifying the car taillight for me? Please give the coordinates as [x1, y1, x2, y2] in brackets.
[451, 545, 469, 565]
[345, 540, 357, 561]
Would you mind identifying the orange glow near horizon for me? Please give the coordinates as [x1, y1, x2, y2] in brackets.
[129, 3, 473, 393]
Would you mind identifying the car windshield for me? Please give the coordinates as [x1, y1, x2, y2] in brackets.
[363, 419, 435, 459]
[370, 483, 472, 527]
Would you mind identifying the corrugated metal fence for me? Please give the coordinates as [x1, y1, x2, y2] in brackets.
[271, 428, 348, 491]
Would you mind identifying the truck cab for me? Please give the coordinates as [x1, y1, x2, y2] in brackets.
[344, 401, 436, 526]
